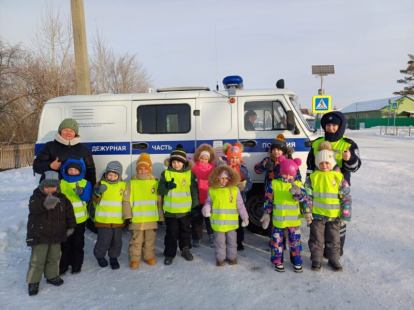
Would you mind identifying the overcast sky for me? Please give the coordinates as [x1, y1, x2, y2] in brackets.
[1, 0, 413, 109]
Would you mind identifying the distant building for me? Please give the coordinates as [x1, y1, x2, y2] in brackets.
[340, 95, 414, 129]
[341, 95, 414, 119]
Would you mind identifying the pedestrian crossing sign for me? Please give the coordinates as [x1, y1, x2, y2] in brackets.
[391, 101, 398, 110]
[312, 95, 332, 114]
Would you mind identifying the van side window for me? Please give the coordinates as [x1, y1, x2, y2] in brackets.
[244, 101, 287, 131]
[137, 104, 190, 134]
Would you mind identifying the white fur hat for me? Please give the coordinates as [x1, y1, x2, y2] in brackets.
[315, 150, 337, 169]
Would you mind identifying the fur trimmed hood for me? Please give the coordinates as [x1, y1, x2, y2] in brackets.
[208, 166, 240, 188]
[193, 144, 216, 163]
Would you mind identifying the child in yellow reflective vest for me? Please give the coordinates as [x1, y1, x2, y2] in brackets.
[92, 161, 126, 270]
[202, 166, 249, 267]
[158, 144, 199, 266]
[261, 155, 310, 273]
[122, 153, 164, 269]
[59, 158, 92, 275]
[307, 141, 352, 272]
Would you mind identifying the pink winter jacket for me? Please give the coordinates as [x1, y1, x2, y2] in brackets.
[192, 161, 215, 204]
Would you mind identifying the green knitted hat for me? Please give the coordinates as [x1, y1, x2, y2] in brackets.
[58, 118, 79, 135]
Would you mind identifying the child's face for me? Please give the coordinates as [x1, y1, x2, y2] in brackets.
[67, 168, 80, 176]
[230, 156, 240, 166]
[137, 167, 149, 175]
[319, 162, 332, 172]
[220, 177, 229, 186]
[199, 155, 209, 163]
[106, 172, 119, 181]
[172, 160, 184, 170]
[44, 186, 58, 194]
[271, 148, 283, 158]
[281, 174, 294, 180]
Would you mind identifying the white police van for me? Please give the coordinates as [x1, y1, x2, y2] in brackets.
[35, 76, 317, 231]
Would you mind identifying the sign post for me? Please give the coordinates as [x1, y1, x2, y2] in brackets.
[390, 101, 398, 133]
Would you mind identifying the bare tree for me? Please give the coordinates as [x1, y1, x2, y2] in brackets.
[90, 31, 151, 94]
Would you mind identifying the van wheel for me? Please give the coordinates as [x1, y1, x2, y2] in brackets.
[245, 194, 266, 234]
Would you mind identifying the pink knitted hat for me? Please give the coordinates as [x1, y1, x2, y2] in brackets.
[278, 155, 302, 178]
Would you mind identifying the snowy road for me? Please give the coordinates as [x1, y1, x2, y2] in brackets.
[0, 128, 413, 309]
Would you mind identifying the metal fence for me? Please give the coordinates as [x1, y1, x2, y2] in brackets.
[380, 126, 413, 137]
[0, 144, 35, 171]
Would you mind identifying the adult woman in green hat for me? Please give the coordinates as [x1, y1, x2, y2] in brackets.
[33, 118, 96, 185]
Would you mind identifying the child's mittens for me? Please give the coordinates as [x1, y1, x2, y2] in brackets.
[265, 161, 274, 172]
[73, 182, 84, 196]
[237, 180, 247, 192]
[202, 208, 211, 217]
[94, 182, 107, 197]
[165, 178, 177, 190]
[289, 183, 301, 196]
[43, 194, 60, 210]
[304, 213, 313, 224]
[260, 213, 271, 229]
[66, 228, 74, 237]
[241, 218, 249, 227]
[340, 219, 350, 226]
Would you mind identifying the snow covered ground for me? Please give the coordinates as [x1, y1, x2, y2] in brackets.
[0, 128, 413, 309]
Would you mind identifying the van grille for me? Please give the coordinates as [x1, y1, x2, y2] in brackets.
[71, 108, 94, 120]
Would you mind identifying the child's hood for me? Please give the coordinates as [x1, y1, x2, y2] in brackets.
[208, 166, 240, 188]
[60, 158, 86, 183]
[193, 143, 216, 164]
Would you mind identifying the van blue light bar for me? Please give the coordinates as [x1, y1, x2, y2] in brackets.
[223, 75, 243, 90]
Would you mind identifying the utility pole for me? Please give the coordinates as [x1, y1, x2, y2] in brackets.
[71, 0, 91, 95]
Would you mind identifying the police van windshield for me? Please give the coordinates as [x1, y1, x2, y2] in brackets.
[289, 96, 315, 132]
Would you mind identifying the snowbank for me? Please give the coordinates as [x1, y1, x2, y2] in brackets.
[0, 130, 413, 309]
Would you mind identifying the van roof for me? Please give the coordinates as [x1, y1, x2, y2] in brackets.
[46, 89, 296, 103]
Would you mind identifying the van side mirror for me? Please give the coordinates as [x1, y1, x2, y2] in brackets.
[286, 110, 295, 131]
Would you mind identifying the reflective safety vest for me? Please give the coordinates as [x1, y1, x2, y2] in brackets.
[310, 171, 342, 218]
[209, 187, 239, 232]
[130, 179, 159, 223]
[95, 180, 126, 224]
[312, 137, 352, 168]
[272, 179, 302, 228]
[60, 179, 88, 224]
[163, 170, 192, 214]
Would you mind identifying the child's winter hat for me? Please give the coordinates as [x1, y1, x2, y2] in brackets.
[220, 170, 230, 179]
[136, 153, 152, 173]
[39, 171, 60, 191]
[270, 134, 287, 154]
[315, 141, 336, 169]
[58, 118, 79, 135]
[315, 150, 336, 169]
[278, 155, 302, 178]
[170, 144, 187, 165]
[105, 160, 123, 183]
[65, 162, 82, 174]
[223, 142, 243, 162]
[200, 151, 210, 159]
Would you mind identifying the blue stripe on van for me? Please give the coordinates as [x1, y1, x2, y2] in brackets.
[35, 142, 131, 156]
[35, 138, 309, 156]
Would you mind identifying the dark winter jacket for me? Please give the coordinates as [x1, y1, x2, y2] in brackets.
[26, 188, 77, 247]
[158, 159, 199, 219]
[34, 133, 96, 185]
[306, 111, 361, 185]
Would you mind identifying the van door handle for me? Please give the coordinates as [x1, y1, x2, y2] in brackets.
[132, 142, 149, 150]
[240, 140, 257, 148]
